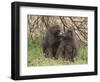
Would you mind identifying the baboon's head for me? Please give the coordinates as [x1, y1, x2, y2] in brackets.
[62, 29, 73, 40]
[50, 25, 61, 36]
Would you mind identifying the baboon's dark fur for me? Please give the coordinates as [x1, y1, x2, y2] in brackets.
[42, 25, 62, 58]
[55, 29, 78, 62]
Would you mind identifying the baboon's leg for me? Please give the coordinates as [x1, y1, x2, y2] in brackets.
[47, 48, 54, 58]
[55, 42, 64, 59]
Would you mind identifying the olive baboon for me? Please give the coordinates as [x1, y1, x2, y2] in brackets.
[42, 25, 62, 58]
[55, 29, 78, 62]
